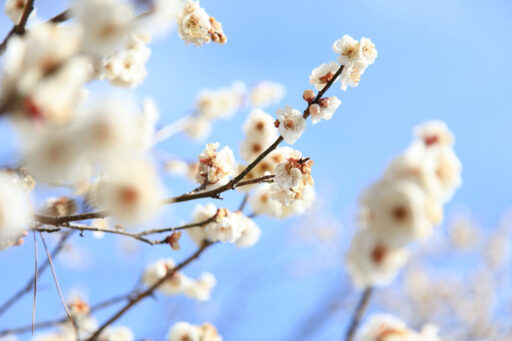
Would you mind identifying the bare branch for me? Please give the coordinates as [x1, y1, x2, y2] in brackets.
[87, 242, 214, 340]
[34, 175, 275, 225]
[0, 0, 35, 54]
[38, 232, 77, 332]
[32, 232, 38, 335]
[0, 231, 74, 317]
[343, 287, 373, 341]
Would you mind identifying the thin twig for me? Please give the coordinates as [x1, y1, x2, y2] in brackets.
[38, 232, 77, 332]
[32, 232, 38, 335]
[87, 242, 213, 340]
[0, 231, 74, 317]
[0, 0, 35, 54]
[0, 291, 131, 336]
[34, 175, 275, 225]
[153, 115, 194, 145]
[49, 9, 70, 23]
[343, 287, 373, 341]
[238, 193, 249, 212]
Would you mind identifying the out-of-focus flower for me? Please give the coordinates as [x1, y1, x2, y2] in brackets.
[240, 108, 279, 162]
[249, 81, 286, 108]
[168, 322, 222, 341]
[74, 0, 135, 56]
[0, 172, 31, 246]
[91, 159, 164, 224]
[346, 230, 408, 288]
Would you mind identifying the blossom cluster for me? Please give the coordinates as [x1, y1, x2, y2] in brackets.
[355, 314, 440, 341]
[168, 321, 222, 341]
[346, 121, 462, 288]
[187, 204, 261, 248]
[142, 258, 217, 300]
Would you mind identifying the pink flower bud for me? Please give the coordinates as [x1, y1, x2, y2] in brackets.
[309, 104, 321, 116]
[302, 89, 316, 103]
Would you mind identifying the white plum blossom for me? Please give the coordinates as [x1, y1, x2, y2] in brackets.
[184, 272, 217, 300]
[355, 314, 440, 341]
[101, 33, 152, 88]
[359, 37, 378, 65]
[309, 61, 340, 91]
[142, 259, 216, 300]
[427, 146, 462, 203]
[0, 172, 31, 244]
[249, 183, 283, 217]
[332, 35, 361, 65]
[99, 326, 134, 341]
[204, 209, 244, 243]
[185, 116, 212, 140]
[177, 0, 227, 46]
[240, 108, 279, 162]
[249, 81, 286, 108]
[168, 322, 201, 341]
[195, 143, 235, 188]
[309, 96, 341, 124]
[168, 322, 222, 341]
[234, 213, 261, 248]
[276, 105, 306, 145]
[360, 179, 438, 247]
[4, 0, 31, 24]
[346, 230, 409, 289]
[196, 82, 245, 120]
[187, 203, 217, 246]
[74, 0, 136, 56]
[414, 120, 454, 147]
[92, 159, 164, 224]
[273, 155, 314, 205]
[331, 35, 377, 91]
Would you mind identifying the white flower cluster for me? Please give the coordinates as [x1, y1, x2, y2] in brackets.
[142, 258, 216, 300]
[356, 314, 440, 341]
[195, 142, 236, 188]
[32, 296, 134, 341]
[185, 82, 246, 140]
[186, 204, 261, 248]
[346, 121, 462, 288]
[177, 0, 227, 46]
[168, 321, 222, 341]
[247, 148, 316, 219]
[4, 0, 34, 24]
[310, 35, 377, 92]
[100, 33, 151, 88]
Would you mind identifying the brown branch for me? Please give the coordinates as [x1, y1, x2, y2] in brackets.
[32, 231, 38, 335]
[49, 9, 70, 23]
[34, 175, 275, 225]
[87, 242, 213, 340]
[0, 291, 131, 336]
[0, 231, 74, 317]
[0, 0, 35, 55]
[38, 232, 77, 332]
[343, 287, 373, 341]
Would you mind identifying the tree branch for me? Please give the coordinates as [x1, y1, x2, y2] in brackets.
[0, 231, 74, 317]
[86, 242, 213, 340]
[0, 0, 35, 54]
[343, 287, 373, 341]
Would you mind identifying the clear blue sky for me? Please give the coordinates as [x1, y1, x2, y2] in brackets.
[0, 0, 511, 340]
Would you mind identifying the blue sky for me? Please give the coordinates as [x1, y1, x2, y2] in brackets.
[0, 0, 511, 340]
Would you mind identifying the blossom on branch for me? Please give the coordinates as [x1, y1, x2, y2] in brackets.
[275, 105, 306, 145]
[177, 0, 227, 46]
[195, 142, 235, 188]
[168, 321, 222, 341]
